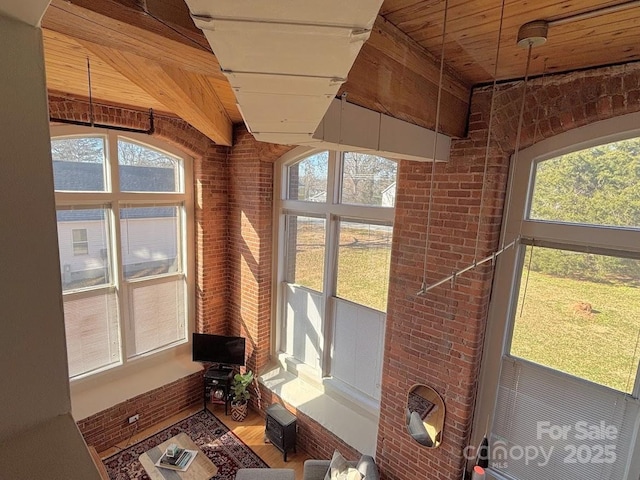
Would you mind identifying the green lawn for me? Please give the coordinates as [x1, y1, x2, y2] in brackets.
[292, 223, 391, 311]
[512, 270, 640, 393]
[292, 221, 640, 393]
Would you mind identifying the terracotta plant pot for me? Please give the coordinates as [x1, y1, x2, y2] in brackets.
[231, 401, 248, 422]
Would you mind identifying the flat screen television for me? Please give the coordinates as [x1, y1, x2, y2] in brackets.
[192, 333, 246, 366]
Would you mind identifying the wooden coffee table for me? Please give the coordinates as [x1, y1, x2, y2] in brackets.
[139, 432, 218, 480]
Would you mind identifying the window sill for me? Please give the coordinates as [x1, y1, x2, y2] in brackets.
[70, 345, 202, 420]
[259, 361, 379, 456]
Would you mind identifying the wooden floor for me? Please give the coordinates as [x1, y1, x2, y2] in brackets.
[99, 402, 311, 479]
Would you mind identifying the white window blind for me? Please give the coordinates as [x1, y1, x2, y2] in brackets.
[63, 289, 120, 377]
[284, 284, 323, 371]
[127, 277, 186, 357]
[491, 357, 640, 480]
[332, 298, 384, 401]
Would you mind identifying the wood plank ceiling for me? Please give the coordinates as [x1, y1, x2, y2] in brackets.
[41, 0, 640, 143]
[380, 0, 640, 84]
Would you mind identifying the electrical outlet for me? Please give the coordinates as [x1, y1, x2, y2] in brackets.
[128, 414, 139, 424]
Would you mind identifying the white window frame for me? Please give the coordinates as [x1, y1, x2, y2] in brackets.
[472, 111, 640, 478]
[272, 147, 395, 410]
[51, 125, 195, 382]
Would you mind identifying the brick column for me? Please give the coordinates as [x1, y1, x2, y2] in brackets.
[374, 63, 640, 480]
[227, 126, 292, 375]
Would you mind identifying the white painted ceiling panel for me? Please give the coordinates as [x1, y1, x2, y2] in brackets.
[379, 115, 451, 162]
[224, 73, 343, 97]
[186, 0, 379, 28]
[322, 99, 381, 151]
[237, 92, 334, 134]
[185, 0, 384, 143]
[259, 98, 451, 162]
[195, 20, 370, 78]
[253, 132, 316, 144]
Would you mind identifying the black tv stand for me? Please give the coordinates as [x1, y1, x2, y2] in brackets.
[203, 366, 234, 415]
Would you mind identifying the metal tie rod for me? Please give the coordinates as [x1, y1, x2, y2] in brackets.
[416, 238, 518, 296]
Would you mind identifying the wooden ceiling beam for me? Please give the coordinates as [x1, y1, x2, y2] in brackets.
[43, 29, 172, 115]
[342, 16, 471, 138]
[42, 0, 471, 138]
[42, 0, 224, 80]
[81, 41, 232, 145]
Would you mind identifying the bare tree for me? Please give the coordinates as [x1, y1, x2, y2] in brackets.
[294, 151, 329, 200]
[117, 139, 176, 168]
[342, 152, 397, 205]
[51, 137, 104, 163]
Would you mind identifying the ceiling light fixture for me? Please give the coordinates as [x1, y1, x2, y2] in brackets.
[516, 20, 548, 48]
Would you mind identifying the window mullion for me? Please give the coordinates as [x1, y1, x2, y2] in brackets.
[322, 213, 340, 377]
[116, 193, 185, 204]
[55, 192, 113, 205]
[326, 151, 339, 205]
[105, 132, 128, 365]
[106, 133, 118, 195]
[321, 151, 341, 377]
[632, 365, 640, 399]
[109, 191, 126, 366]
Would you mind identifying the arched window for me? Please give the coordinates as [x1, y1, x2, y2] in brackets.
[275, 149, 397, 407]
[51, 127, 192, 379]
[476, 113, 640, 480]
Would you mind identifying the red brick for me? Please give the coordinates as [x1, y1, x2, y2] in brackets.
[52, 62, 640, 475]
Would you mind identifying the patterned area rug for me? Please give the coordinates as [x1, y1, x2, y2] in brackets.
[104, 410, 268, 480]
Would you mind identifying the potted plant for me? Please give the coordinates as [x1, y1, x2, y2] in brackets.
[230, 370, 254, 421]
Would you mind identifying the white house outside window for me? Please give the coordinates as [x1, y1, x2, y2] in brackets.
[276, 149, 396, 407]
[51, 128, 193, 379]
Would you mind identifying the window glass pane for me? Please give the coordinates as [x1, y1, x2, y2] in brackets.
[64, 290, 120, 377]
[287, 151, 329, 202]
[530, 138, 640, 228]
[120, 206, 181, 279]
[285, 215, 325, 292]
[341, 153, 397, 207]
[118, 139, 181, 193]
[127, 277, 186, 357]
[51, 137, 106, 191]
[57, 208, 111, 290]
[511, 245, 640, 393]
[336, 221, 392, 311]
[72, 228, 89, 256]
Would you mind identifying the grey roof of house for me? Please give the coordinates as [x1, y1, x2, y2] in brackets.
[54, 161, 177, 221]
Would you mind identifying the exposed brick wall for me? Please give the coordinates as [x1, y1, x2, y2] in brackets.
[374, 62, 640, 480]
[51, 61, 640, 467]
[77, 372, 202, 452]
[227, 126, 293, 375]
[195, 143, 230, 334]
[48, 95, 228, 450]
[48, 94, 211, 157]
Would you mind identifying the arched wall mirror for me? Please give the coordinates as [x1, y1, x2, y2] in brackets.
[406, 384, 445, 448]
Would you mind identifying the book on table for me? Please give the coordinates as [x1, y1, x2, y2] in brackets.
[155, 446, 198, 471]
